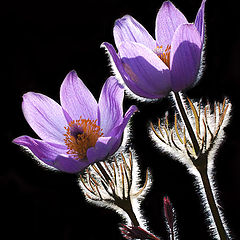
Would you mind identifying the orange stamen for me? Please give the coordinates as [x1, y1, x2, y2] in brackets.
[63, 117, 103, 160]
[154, 45, 171, 68]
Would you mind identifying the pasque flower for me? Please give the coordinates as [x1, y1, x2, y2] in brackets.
[102, 0, 206, 99]
[13, 71, 137, 173]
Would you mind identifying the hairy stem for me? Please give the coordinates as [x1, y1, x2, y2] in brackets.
[173, 92, 228, 239]
[96, 162, 139, 226]
[173, 91, 200, 156]
[171, 228, 175, 240]
[196, 160, 229, 240]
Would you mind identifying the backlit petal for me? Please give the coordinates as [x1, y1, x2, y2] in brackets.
[155, 1, 188, 48]
[98, 76, 124, 136]
[87, 136, 115, 163]
[107, 105, 138, 155]
[60, 70, 98, 121]
[54, 155, 89, 173]
[114, 15, 156, 50]
[13, 135, 66, 167]
[22, 92, 67, 144]
[170, 24, 202, 92]
[102, 42, 157, 99]
[195, 0, 206, 44]
[119, 41, 171, 98]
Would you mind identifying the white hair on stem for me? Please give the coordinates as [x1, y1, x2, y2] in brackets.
[78, 148, 152, 228]
[149, 93, 232, 239]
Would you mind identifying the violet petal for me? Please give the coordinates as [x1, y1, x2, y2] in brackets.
[155, 1, 188, 48]
[119, 41, 171, 98]
[170, 24, 202, 92]
[60, 70, 98, 121]
[22, 92, 67, 144]
[107, 105, 138, 155]
[98, 76, 124, 136]
[86, 136, 115, 163]
[195, 0, 206, 44]
[102, 42, 158, 99]
[13, 135, 66, 168]
[114, 15, 156, 50]
[54, 155, 89, 173]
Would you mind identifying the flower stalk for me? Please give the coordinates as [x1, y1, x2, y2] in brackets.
[194, 156, 229, 240]
[173, 91, 200, 155]
[173, 92, 229, 240]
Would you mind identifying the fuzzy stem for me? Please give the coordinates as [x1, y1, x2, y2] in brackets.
[96, 162, 139, 226]
[196, 159, 229, 240]
[173, 92, 228, 239]
[171, 228, 175, 240]
[121, 199, 140, 226]
[173, 91, 200, 156]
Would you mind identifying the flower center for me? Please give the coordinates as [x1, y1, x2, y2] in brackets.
[153, 45, 171, 68]
[63, 118, 103, 160]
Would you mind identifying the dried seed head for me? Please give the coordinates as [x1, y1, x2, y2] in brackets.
[150, 96, 231, 168]
[78, 150, 151, 224]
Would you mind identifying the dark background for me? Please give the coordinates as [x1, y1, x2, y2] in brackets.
[2, 0, 240, 239]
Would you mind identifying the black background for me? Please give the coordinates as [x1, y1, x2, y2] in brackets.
[3, 0, 240, 239]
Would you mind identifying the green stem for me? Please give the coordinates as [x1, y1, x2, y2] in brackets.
[173, 92, 228, 239]
[196, 160, 228, 240]
[173, 91, 200, 156]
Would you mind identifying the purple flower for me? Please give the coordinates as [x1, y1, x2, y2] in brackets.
[13, 71, 137, 173]
[102, 0, 206, 99]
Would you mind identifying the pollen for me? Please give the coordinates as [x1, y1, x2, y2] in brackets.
[63, 117, 103, 160]
[154, 45, 171, 68]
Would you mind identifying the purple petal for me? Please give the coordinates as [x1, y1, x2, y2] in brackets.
[119, 41, 171, 98]
[108, 105, 138, 138]
[22, 92, 67, 144]
[114, 15, 156, 50]
[195, 0, 206, 44]
[98, 76, 124, 136]
[13, 135, 66, 167]
[155, 1, 188, 48]
[87, 136, 115, 163]
[170, 24, 202, 92]
[107, 105, 138, 155]
[54, 155, 89, 173]
[60, 70, 98, 122]
[102, 42, 157, 99]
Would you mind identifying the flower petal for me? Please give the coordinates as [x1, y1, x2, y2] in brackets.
[98, 76, 124, 136]
[195, 0, 206, 44]
[108, 105, 138, 138]
[119, 41, 171, 98]
[54, 155, 89, 173]
[87, 136, 115, 163]
[13, 135, 88, 173]
[107, 105, 138, 155]
[22, 92, 67, 144]
[155, 1, 188, 48]
[170, 24, 202, 92]
[60, 70, 98, 121]
[102, 42, 157, 99]
[114, 15, 156, 50]
[13, 135, 66, 167]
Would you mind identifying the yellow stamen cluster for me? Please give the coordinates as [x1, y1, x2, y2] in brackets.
[64, 118, 103, 160]
[154, 45, 171, 68]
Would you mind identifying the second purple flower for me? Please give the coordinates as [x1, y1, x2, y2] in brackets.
[103, 0, 206, 99]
